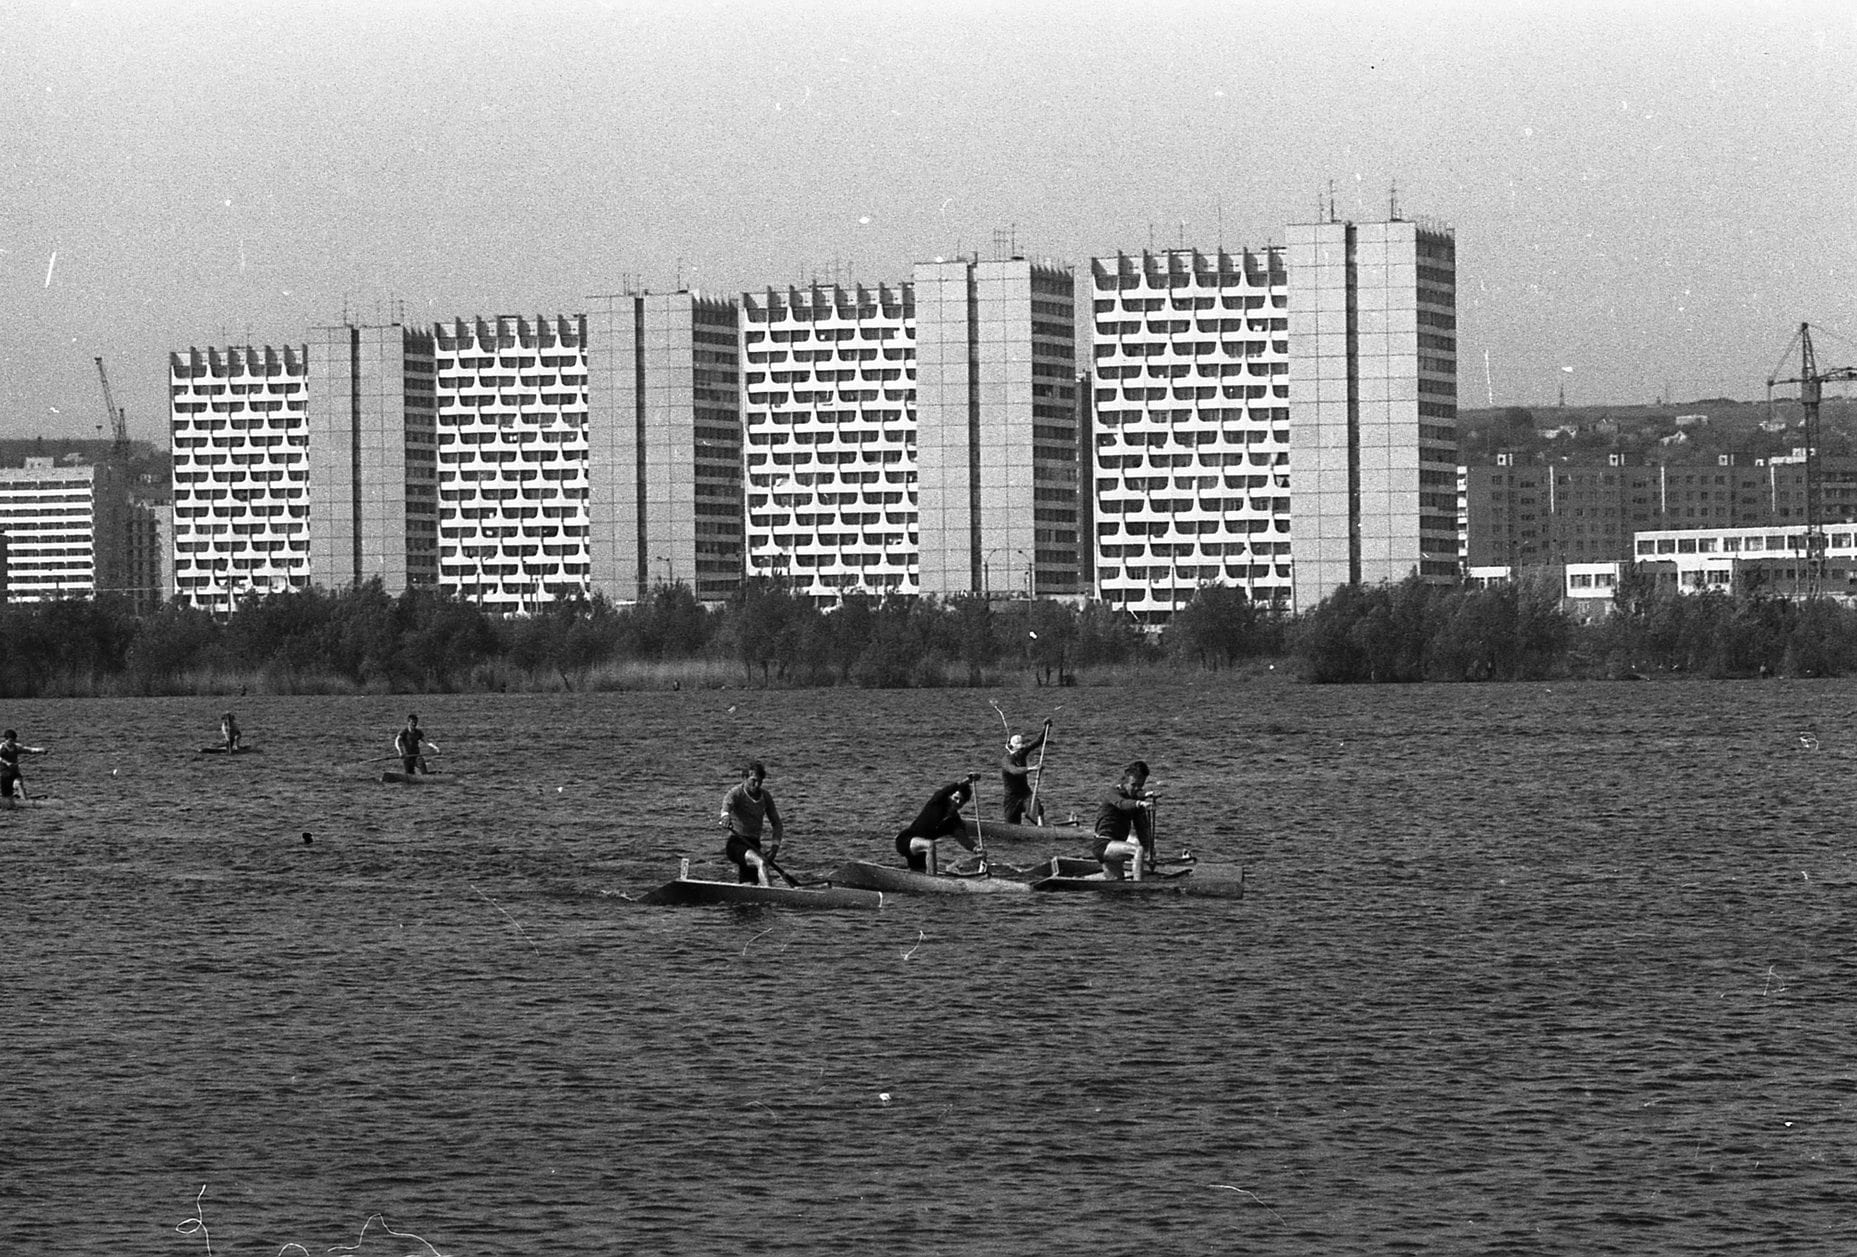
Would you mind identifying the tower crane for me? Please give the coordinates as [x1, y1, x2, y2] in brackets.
[94, 355, 128, 456]
[1767, 323, 1857, 590]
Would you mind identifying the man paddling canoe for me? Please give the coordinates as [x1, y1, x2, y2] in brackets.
[220, 711, 243, 752]
[1093, 759, 1158, 880]
[0, 729, 48, 800]
[895, 775, 981, 873]
[720, 760, 784, 886]
[1000, 717, 1052, 824]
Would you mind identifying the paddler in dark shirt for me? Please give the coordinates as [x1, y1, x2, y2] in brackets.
[720, 760, 783, 886]
[1000, 717, 1052, 824]
[1092, 759, 1156, 880]
[394, 713, 432, 774]
[894, 774, 980, 873]
[0, 729, 48, 800]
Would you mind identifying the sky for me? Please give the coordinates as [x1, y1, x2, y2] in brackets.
[4, 0, 1855, 445]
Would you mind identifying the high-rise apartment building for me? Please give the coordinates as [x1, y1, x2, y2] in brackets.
[586, 292, 743, 605]
[169, 344, 311, 609]
[1286, 218, 1458, 612]
[913, 258, 1080, 599]
[0, 456, 131, 603]
[1088, 247, 1293, 620]
[305, 323, 439, 595]
[740, 282, 917, 601]
[434, 315, 590, 612]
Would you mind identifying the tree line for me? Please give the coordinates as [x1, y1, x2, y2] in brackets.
[4, 567, 1855, 697]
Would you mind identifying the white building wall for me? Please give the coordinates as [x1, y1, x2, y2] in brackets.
[741, 282, 916, 601]
[434, 314, 589, 613]
[1287, 218, 1457, 612]
[170, 344, 311, 609]
[0, 460, 104, 602]
[1089, 247, 1291, 621]
[913, 257, 1077, 598]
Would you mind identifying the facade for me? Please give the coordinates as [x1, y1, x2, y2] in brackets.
[305, 323, 439, 595]
[0, 457, 131, 602]
[740, 282, 917, 601]
[1465, 450, 1857, 570]
[434, 315, 590, 612]
[913, 257, 1080, 599]
[1286, 218, 1459, 612]
[1088, 247, 1292, 621]
[1632, 523, 1857, 597]
[586, 291, 743, 605]
[169, 344, 311, 610]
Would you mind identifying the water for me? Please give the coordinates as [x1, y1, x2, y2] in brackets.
[3, 679, 1854, 1255]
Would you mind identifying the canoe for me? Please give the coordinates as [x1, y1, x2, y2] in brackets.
[960, 816, 1089, 843]
[833, 859, 1032, 895]
[199, 745, 262, 755]
[642, 869, 883, 910]
[1046, 855, 1196, 879]
[1032, 861, 1245, 898]
[379, 770, 450, 784]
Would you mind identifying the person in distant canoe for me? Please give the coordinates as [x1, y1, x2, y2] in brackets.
[394, 713, 433, 775]
[1000, 718, 1053, 824]
[220, 711, 242, 752]
[0, 729, 48, 800]
[894, 775, 981, 873]
[1092, 760, 1157, 880]
[720, 760, 783, 886]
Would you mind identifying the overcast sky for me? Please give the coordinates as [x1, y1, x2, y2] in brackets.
[4, 0, 1854, 444]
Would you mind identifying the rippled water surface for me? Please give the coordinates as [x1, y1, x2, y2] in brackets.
[4, 679, 1855, 1255]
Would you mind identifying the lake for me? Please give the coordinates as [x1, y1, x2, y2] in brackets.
[2, 677, 1853, 1255]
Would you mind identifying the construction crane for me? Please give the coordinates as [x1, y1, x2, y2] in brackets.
[94, 355, 129, 456]
[1767, 323, 1857, 590]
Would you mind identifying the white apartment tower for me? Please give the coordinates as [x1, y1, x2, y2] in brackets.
[1286, 218, 1458, 611]
[914, 258, 1080, 598]
[586, 292, 743, 604]
[740, 282, 917, 601]
[434, 315, 590, 612]
[304, 323, 440, 594]
[1088, 247, 1292, 621]
[168, 345, 311, 609]
[0, 457, 132, 603]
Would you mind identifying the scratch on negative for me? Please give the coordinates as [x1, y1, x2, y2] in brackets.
[1211, 1185, 1286, 1226]
[902, 928, 925, 960]
[743, 927, 775, 958]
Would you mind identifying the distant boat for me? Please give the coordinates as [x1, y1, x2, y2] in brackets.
[199, 745, 262, 755]
[379, 770, 449, 785]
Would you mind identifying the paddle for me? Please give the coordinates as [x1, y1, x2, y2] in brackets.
[964, 785, 990, 878]
[1026, 716, 1055, 825]
[761, 849, 802, 889]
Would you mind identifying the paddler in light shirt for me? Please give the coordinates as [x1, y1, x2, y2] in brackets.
[721, 760, 784, 886]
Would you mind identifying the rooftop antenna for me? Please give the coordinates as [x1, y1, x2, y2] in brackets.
[1217, 197, 1225, 251]
[1389, 180, 1401, 221]
[1327, 180, 1337, 223]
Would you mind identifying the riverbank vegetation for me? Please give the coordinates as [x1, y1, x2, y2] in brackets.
[3, 568, 1854, 698]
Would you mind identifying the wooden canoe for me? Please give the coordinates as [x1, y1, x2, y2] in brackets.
[199, 745, 262, 755]
[641, 870, 883, 909]
[379, 770, 449, 784]
[960, 816, 1089, 843]
[833, 859, 1031, 895]
[1032, 861, 1245, 898]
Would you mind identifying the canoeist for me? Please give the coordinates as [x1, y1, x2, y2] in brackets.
[1092, 759, 1157, 880]
[220, 711, 242, 752]
[394, 713, 433, 775]
[720, 760, 783, 886]
[1000, 717, 1052, 824]
[0, 729, 48, 800]
[895, 775, 981, 873]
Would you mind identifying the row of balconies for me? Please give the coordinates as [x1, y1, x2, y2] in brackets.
[1097, 516, 1291, 535]
[1100, 565, 1291, 585]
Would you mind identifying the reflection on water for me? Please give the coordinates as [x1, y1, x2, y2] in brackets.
[2, 680, 1854, 1255]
